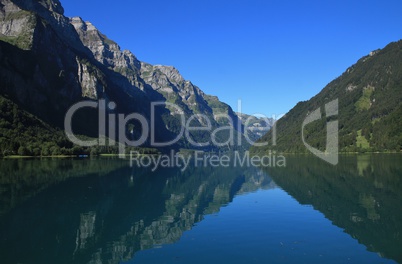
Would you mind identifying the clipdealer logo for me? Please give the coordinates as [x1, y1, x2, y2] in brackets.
[63, 99, 285, 169]
[63, 98, 340, 168]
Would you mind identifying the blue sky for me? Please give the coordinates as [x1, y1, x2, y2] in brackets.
[63, 0, 402, 117]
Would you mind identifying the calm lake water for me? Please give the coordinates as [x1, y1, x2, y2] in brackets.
[0, 154, 401, 264]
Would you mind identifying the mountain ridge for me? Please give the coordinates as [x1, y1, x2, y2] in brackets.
[0, 0, 262, 156]
[252, 40, 402, 154]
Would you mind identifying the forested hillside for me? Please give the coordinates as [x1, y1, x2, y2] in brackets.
[252, 40, 402, 154]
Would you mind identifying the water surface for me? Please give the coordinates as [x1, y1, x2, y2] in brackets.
[0, 154, 400, 263]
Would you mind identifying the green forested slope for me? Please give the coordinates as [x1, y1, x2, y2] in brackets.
[0, 95, 73, 156]
[252, 40, 402, 154]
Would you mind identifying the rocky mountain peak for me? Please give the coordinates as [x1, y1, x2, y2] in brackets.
[153, 65, 185, 84]
[39, 0, 64, 14]
[1, 0, 90, 55]
[70, 17, 99, 33]
[69, 16, 85, 30]
[70, 16, 141, 72]
[0, 0, 259, 152]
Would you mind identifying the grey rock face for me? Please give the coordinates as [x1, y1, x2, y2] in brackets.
[70, 17, 141, 71]
[69, 13, 249, 146]
[70, 16, 146, 95]
[69, 14, 241, 127]
[0, 1, 36, 50]
[6, 0, 90, 56]
[76, 57, 105, 99]
[0, 0, 256, 149]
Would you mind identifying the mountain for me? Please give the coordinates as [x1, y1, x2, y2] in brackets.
[236, 112, 274, 141]
[0, 0, 254, 156]
[252, 40, 402, 154]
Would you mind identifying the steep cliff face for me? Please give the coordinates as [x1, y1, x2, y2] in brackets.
[70, 16, 144, 91]
[0, 0, 83, 126]
[70, 15, 246, 138]
[0, 2, 35, 50]
[0, 0, 256, 153]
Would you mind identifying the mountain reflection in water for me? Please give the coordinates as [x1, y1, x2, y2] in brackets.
[263, 154, 402, 263]
[0, 158, 273, 264]
[0, 154, 400, 264]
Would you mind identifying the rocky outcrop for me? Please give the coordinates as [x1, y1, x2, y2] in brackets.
[70, 17, 141, 75]
[76, 57, 106, 99]
[0, 1, 37, 50]
[68, 13, 252, 146]
[0, 0, 258, 150]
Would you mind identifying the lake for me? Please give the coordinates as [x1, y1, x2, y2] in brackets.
[0, 154, 401, 264]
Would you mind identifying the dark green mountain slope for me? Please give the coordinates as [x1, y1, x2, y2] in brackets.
[252, 40, 402, 154]
[0, 94, 71, 156]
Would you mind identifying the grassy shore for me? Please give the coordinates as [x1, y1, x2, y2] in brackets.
[3, 155, 77, 159]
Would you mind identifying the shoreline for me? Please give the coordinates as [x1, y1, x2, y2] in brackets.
[1, 151, 401, 160]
